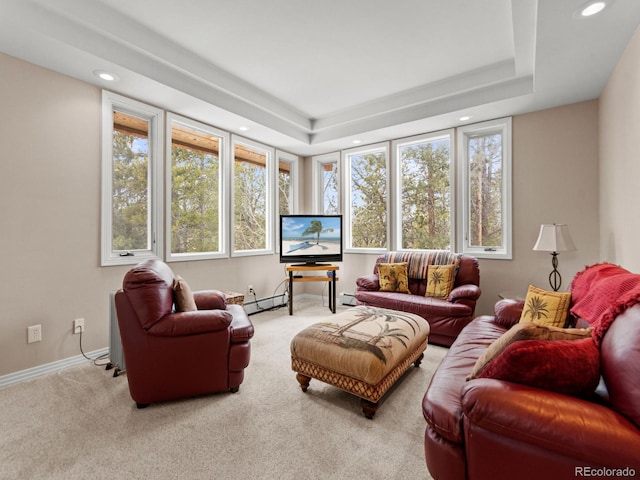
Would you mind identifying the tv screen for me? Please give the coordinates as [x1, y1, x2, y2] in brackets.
[279, 214, 343, 265]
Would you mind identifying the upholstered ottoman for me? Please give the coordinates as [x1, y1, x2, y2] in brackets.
[290, 305, 430, 418]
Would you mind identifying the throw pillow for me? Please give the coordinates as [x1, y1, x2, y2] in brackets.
[519, 285, 571, 327]
[378, 263, 411, 293]
[173, 275, 197, 312]
[425, 264, 455, 299]
[468, 322, 592, 379]
[477, 337, 601, 397]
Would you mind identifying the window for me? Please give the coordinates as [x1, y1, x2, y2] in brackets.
[232, 136, 274, 255]
[166, 114, 228, 261]
[276, 150, 298, 215]
[457, 117, 512, 259]
[343, 143, 388, 251]
[311, 152, 340, 214]
[101, 92, 163, 266]
[393, 131, 453, 250]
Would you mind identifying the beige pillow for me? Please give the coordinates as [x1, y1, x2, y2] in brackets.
[519, 285, 571, 327]
[378, 263, 410, 293]
[425, 264, 455, 299]
[173, 275, 197, 312]
[467, 322, 592, 379]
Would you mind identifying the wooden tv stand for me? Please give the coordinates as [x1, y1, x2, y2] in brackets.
[286, 264, 339, 315]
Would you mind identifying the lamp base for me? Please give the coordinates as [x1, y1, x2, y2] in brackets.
[548, 252, 561, 292]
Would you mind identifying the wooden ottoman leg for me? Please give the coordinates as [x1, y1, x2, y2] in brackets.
[296, 373, 311, 392]
[361, 399, 379, 419]
[414, 352, 425, 368]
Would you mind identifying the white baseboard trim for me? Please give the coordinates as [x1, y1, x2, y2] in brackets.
[0, 347, 109, 389]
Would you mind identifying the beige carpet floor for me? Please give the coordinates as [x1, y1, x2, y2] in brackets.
[0, 300, 446, 480]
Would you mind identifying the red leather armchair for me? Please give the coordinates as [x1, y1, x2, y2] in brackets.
[114, 259, 254, 408]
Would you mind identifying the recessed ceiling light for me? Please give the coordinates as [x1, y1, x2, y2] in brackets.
[239, 126, 249, 131]
[93, 70, 118, 82]
[580, 1, 607, 17]
[352, 139, 362, 144]
[459, 115, 471, 122]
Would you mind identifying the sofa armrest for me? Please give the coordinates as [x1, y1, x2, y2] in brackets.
[493, 299, 524, 328]
[146, 310, 232, 337]
[193, 290, 227, 310]
[449, 284, 481, 302]
[462, 379, 640, 468]
[356, 274, 379, 291]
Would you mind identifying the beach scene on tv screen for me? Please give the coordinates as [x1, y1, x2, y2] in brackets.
[281, 216, 341, 257]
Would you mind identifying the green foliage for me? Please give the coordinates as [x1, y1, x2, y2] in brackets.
[399, 141, 450, 249]
[111, 132, 149, 251]
[349, 152, 387, 248]
[170, 145, 219, 254]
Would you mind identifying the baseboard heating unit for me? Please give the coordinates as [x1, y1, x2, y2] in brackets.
[108, 291, 126, 376]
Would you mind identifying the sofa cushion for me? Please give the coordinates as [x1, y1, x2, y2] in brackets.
[173, 275, 197, 312]
[425, 264, 455, 299]
[468, 322, 592, 379]
[477, 337, 600, 397]
[519, 285, 571, 327]
[378, 262, 410, 293]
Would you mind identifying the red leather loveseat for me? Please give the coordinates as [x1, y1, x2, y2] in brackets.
[422, 266, 640, 479]
[354, 251, 480, 346]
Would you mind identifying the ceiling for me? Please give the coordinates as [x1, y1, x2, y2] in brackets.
[1, 0, 639, 156]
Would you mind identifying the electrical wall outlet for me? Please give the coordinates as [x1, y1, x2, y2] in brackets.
[248, 285, 255, 294]
[27, 325, 42, 344]
[73, 318, 85, 334]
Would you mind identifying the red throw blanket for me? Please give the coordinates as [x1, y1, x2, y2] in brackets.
[570, 262, 640, 346]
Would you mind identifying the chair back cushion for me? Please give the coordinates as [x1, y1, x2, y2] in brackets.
[122, 259, 175, 330]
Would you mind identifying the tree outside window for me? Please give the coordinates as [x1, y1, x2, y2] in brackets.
[345, 146, 388, 250]
[397, 135, 451, 250]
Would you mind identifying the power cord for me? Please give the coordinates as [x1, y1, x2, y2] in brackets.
[78, 328, 110, 367]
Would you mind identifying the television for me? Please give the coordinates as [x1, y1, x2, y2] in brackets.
[279, 214, 343, 265]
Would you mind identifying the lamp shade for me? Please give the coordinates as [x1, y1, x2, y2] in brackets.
[533, 224, 576, 252]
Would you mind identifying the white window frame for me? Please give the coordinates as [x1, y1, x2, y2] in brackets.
[101, 91, 164, 266]
[231, 135, 275, 257]
[165, 113, 229, 262]
[391, 129, 455, 251]
[456, 117, 512, 259]
[342, 142, 390, 254]
[311, 151, 341, 214]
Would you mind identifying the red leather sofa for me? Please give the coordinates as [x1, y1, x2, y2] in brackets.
[354, 251, 480, 346]
[115, 259, 254, 408]
[422, 298, 640, 480]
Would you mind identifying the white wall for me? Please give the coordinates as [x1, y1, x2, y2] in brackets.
[600, 24, 640, 272]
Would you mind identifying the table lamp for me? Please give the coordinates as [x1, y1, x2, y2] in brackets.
[533, 224, 576, 291]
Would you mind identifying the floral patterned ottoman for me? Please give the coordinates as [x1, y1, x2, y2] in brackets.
[290, 305, 430, 418]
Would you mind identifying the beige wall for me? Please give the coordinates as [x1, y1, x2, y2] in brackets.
[0, 53, 294, 376]
[0, 50, 603, 377]
[599, 25, 640, 272]
[476, 100, 600, 315]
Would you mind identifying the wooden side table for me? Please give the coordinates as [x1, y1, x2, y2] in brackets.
[286, 264, 339, 315]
